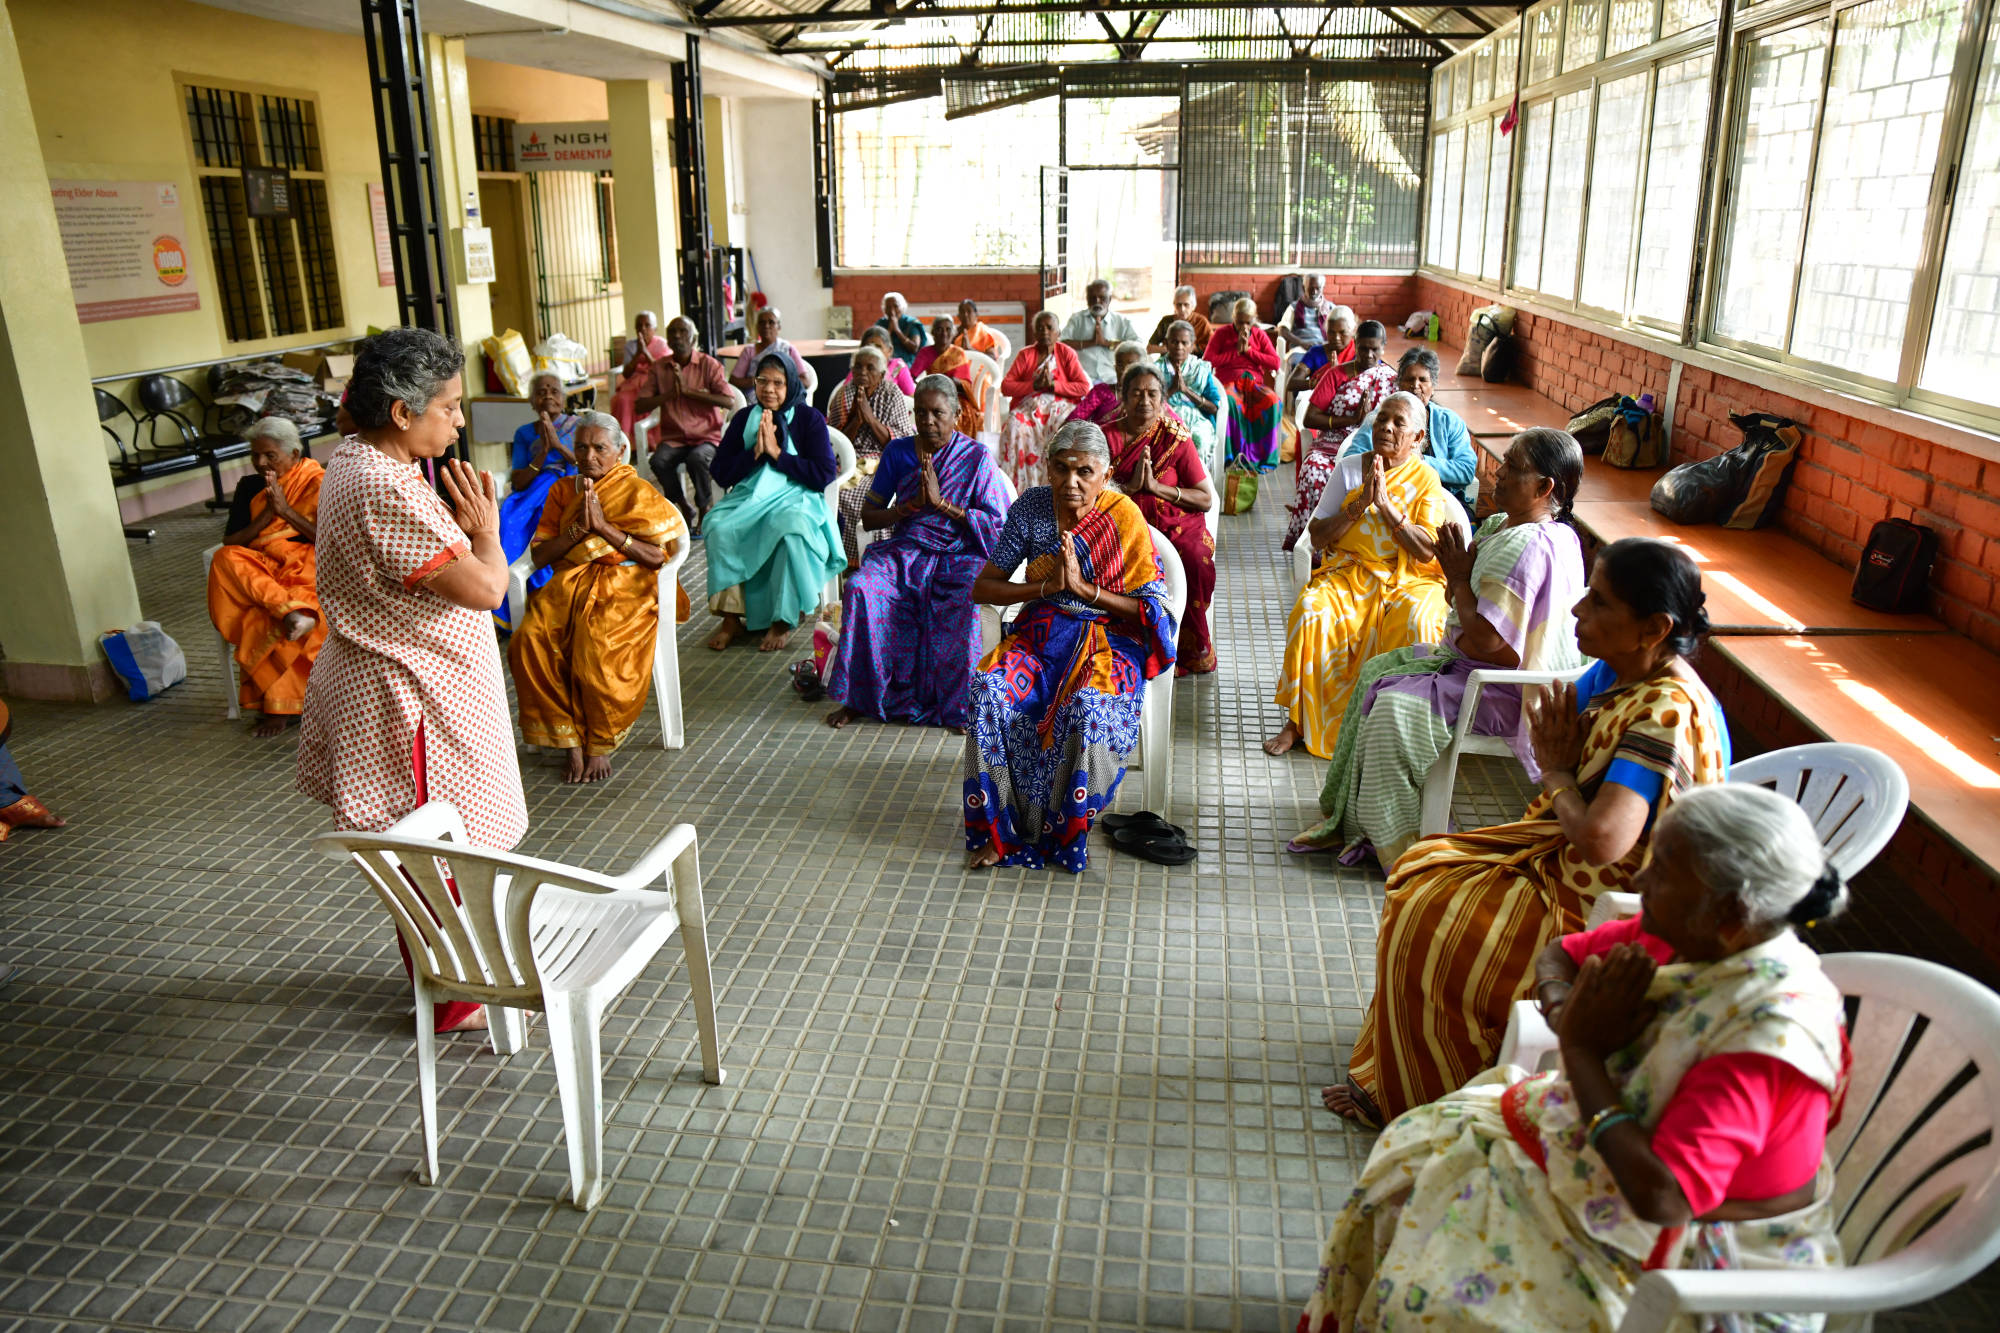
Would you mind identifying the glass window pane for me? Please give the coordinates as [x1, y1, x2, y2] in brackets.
[1428, 131, 1450, 264]
[1921, 1, 2000, 404]
[1456, 62, 1474, 115]
[1567, 0, 1606, 70]
[1513, 101, 1555, 290]
[1540, 89, 1593, 299]
[1495, 29, 1521, 98]
[1608, 0, 1655, 55]
[1531, 3, 1564, 84]
[1634, 54, 1715, 323]
[1473, 47, 1495, 104]
[1436, 66, 1452, 117]
[1790, 0, 1966, 380]
[1662, 0, 1719, 37]
[1581, 73, 1650, 311]
[1484, 116, 1513, 281]
[1460, 118, 1492, 272]
[1439, 126, 1465, 271]
[1712, 22, 1829, 347]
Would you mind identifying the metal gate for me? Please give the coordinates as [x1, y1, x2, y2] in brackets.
[528, 170, 620, 375]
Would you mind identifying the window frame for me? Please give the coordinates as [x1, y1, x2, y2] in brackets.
[174, 73, 346, 351]
[1697, 0, 1995, 424]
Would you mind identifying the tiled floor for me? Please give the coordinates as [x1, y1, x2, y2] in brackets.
[2, 464, 1995, 1332]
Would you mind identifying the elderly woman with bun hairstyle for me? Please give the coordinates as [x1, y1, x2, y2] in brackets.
[1327, 536, 1733, 1127]
[1301, 782, 1850, 1333]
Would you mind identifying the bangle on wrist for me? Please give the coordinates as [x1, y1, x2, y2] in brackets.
[1584, 1105, 1636, 1149]
[1545, 784, 1579, 804]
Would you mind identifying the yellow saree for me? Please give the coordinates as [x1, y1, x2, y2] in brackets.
[508, 463, 688, 756]
[206, 457, 326, 716]
[1273, 453, 1453, 757]
[1347, 668, 1731, 1120]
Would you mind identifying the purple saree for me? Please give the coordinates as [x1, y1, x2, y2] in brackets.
[825, 432, 1012, 727]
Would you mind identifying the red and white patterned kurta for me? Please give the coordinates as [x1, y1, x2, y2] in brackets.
[297, 438, 528, 849]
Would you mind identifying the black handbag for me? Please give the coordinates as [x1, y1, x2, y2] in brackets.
[1851, 518, 1938, 614]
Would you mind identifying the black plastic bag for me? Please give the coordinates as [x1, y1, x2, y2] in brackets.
[1649, 411, 1803, 528]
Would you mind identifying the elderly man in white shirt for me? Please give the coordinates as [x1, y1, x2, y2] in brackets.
[1060, 278, 1139, 384]
[1277, 273, 1337, 349]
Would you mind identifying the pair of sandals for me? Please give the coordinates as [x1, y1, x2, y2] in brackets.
[1102, 811, 1197, 866]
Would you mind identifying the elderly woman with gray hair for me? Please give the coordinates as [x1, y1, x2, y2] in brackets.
[1301, 781, 1849, 1333]
[299, 327, 526, 1035]
[495, 369, 579, 627]
[509, 411, 686, 785]
[209, 416, 325, 737]
[826, 343, 916, 565]
[962, 419, 1179, 872]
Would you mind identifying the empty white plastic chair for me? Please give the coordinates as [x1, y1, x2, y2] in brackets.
[1617, 952, 2000, 1333]
[314, 801, 726, 1210]
[201, 544, 240, 720]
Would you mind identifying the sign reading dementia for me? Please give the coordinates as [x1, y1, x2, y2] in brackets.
[512, 122, 618, 173]
[50, 180, 202, 323]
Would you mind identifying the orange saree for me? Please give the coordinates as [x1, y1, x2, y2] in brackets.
[508, 463, 689, 756]
[930, 344, 986, 438]
[206, 458, 326, 716]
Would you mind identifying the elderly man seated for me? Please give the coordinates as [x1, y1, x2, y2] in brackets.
[1276, 273, 1336, 349]
[1062, 279, 1139, 385]
[824, 375, 1012, 732]
[638, 315, 734, 532]
[874, 291, 927, 367]
[207, 417, 326, 738]
[508, 411, 687, 785]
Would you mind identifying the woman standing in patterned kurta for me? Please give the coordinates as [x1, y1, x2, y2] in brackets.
[298, 328, 528, 1035]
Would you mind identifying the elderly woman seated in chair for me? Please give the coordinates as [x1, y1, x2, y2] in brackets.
[507, 411, 687, 785]
[825, 374, 1012, 733]
[705, 352, 847, 654]
[1300, 783, 1848, 1333]
[963, 420, 1178, 873]
[1266, 391, 1457, 759]
[826, 343, 915, 566]
[208, 417, 326, 738]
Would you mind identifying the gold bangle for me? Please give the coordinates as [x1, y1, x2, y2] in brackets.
[1545, 784, 1578, 804]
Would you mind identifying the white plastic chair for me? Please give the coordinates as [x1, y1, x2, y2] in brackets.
[960, 349, 1006, 443]
[313, 801, 726, 1210]
[1416, 663, 1594, 838]
[1500, 742, 1911, 1073]
[1585, 742, 1913, 932]
[1128, 525, 1189, 815]
[825, 427, 858, 608]
[1617, 952, 2000, 1333]
[201, 544, 240, 720]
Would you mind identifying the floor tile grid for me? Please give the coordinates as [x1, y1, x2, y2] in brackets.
[0, 465, 1991, 1330]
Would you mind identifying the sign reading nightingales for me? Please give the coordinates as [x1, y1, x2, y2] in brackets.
[511, 121, 619, 173]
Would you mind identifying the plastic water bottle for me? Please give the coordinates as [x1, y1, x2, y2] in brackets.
[1636, 392, 1656, 414]
[1426, 313, 1440, 341]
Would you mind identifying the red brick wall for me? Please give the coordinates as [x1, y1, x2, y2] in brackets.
[1416, 275, 2000, 653]
[1697, 648, 2000, 965]
[1181, 271, 1420, 326]
[832, 271, 1047, 333]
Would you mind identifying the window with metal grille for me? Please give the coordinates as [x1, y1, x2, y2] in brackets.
[181, 81, 344, 343]
[473, 114, 516, 173]
[1179, 78, 1426, 269]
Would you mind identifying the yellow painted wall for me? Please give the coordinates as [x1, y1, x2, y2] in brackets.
[13, 0, 402, 384]
[467, 57, 608, 122]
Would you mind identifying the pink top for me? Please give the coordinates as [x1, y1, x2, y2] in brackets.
[1202, 324, 1280, 381]
[1560, 917, 1832, 1215]
[298, 439, 528, 849]
[650, 350, 731, 448]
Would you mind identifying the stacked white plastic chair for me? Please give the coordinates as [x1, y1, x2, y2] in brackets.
[314, 801, 726, 1211]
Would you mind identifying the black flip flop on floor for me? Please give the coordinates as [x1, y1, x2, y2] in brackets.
[1109, 823, 1198, 866]
[1101, 810, 1188, 841]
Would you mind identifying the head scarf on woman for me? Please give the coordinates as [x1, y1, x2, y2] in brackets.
[740, 350, 807, 450]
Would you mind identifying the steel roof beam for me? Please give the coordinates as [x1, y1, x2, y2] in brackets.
[700, 0, 1516, 28]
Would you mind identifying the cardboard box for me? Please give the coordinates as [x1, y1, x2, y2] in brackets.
[282, 351, 355, 383]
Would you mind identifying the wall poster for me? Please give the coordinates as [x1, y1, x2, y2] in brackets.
[49, 179, 202, 324]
